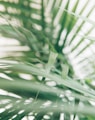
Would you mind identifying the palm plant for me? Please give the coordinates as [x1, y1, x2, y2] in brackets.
[0, 0, 95, 120]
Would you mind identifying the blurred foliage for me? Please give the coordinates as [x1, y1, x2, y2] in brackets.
[0, 0, 95, 120]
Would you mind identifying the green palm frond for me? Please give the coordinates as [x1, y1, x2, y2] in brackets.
[0, 0, 95, 120]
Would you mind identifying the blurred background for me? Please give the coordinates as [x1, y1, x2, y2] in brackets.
[0, 0, 95, 78]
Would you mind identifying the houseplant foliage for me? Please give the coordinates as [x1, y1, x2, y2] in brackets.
[0, 0, 95, 120]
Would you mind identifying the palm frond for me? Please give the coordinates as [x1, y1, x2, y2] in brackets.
[0, 0, 95, 120]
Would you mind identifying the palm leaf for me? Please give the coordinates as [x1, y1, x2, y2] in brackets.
[0, 0, 95, 120]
